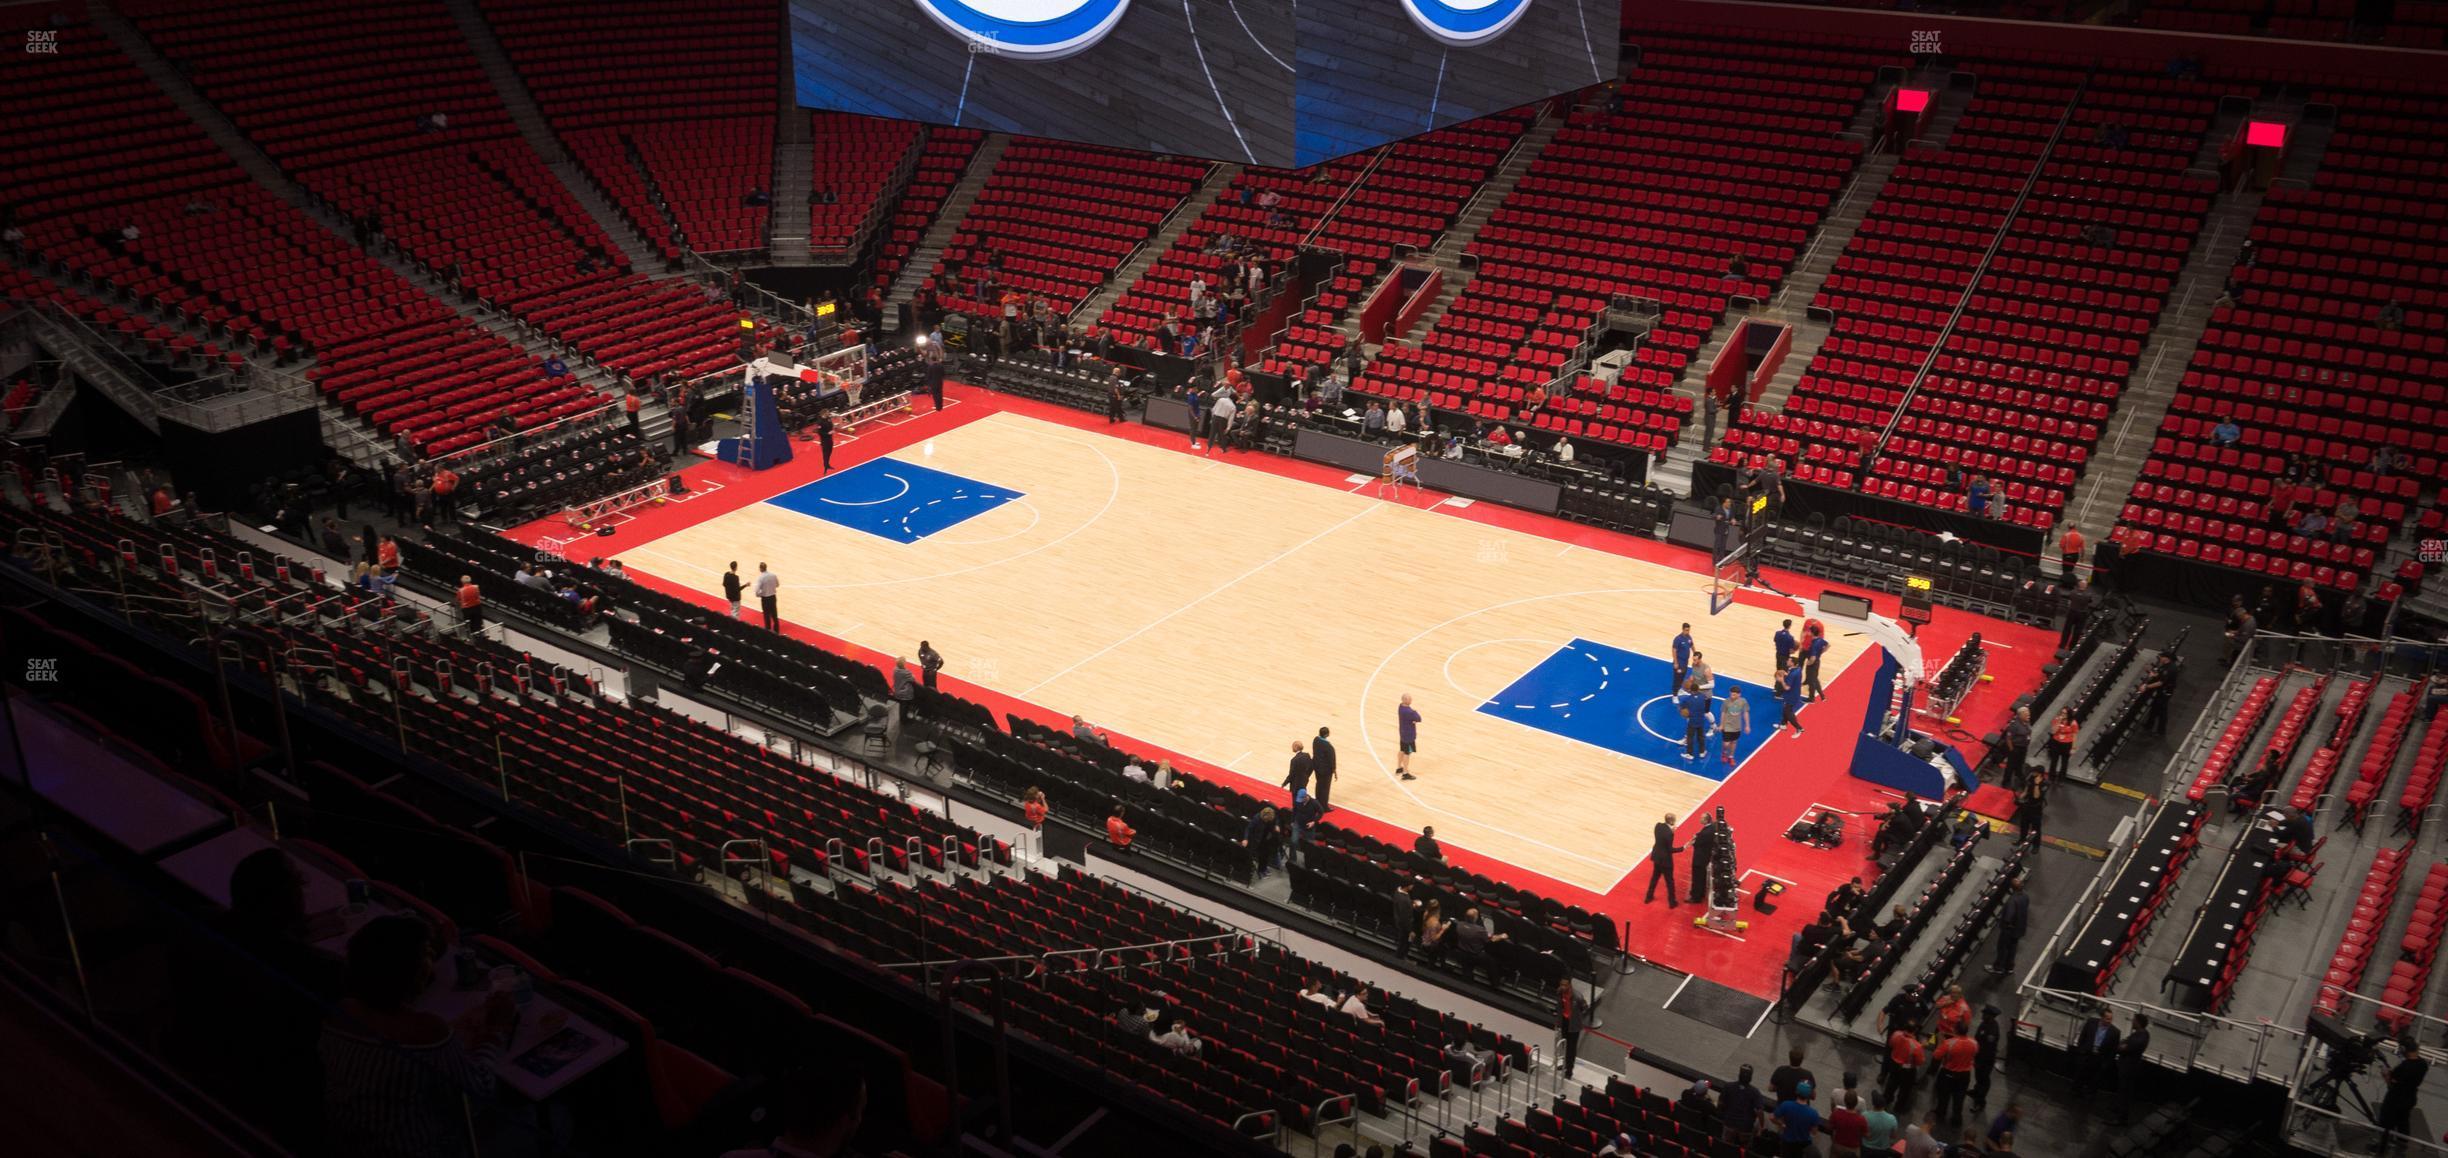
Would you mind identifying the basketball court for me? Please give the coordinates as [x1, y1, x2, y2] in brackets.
[509, 384, 2054, 993]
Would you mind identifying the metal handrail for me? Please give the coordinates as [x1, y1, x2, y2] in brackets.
[681, 250, 815, 332]
[1302, 144, 1394, 249]
[1863, 73, 2095, 482]
[1068, 160, 1226, 326]
[425, 401, 620, 470]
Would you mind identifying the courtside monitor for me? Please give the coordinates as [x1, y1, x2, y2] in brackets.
[787, 0, 1616, 166]
[1817, 590, 1874, 621]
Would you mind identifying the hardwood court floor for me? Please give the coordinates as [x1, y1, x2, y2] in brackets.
[617, 410, 1870, 894]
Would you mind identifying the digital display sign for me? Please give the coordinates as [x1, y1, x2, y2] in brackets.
[788, 0, 1616, 168]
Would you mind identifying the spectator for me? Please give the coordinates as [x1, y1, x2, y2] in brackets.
[1862, 1090, 1900, 1152]
[1932, 985, 1972, 1037]
[2212, 414, 2241, 446]
[1416, 900, 1450, 963]
[1339, 987, 1381, 1026]
[1105, 806, 1135, 852]
[1985, 1103, 2021, 1146]
[1774, 1080, 1821, 1157]
[1965, 474, 1992, 518]
[1827, 1090, 1870, 1157]
[2045, 708, 2078, 780]
[1414, 825, 1445, 864]
[1901, 1115, 1944, 1158]
[2379, 298, 2405, 331]
[1239, 806, 1282, 878]
[1150, 1020, 1203, 1056]
[1071, 715, 1099, 744]
[321, 916, 508, 1158]
[1769, 1047, 1816, 1105]
[1447, 906, 1508, 981]
[1021, 787, 1048, 829]
[1717, 1063, 1767, 1143]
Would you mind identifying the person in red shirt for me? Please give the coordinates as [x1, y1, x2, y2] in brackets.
[430, 466, 459, 522]
[1105, 807, 1134, 852]
[1021, 787, 1048, 829]
[1930, 1028, 1979, 1127]
[376, 536, 401, 571]
[150, 486, 176, 518]
[1825, 1090, 1870, 1157]
[2058, 525, 2084, 579]
[623, 390, 642, 436]
[1933, 985, 1972, 1037]
[1881, 1025, 1925, 1115]
[456, 574, 483, 635]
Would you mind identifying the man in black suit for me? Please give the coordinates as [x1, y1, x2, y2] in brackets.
[1646, 813, 1685, 907]
[1686, 817, 1719, 905]
[2108, 1013, 2151, 1122]
[1311, 726, 1338, 812]
[1283, 740, 1314, 798]
[2071, 1008, 2121, 1093]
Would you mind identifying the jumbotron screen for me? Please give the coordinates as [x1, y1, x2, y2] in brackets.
[787, 1, 1617, 168]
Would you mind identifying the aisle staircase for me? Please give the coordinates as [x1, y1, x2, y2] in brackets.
[443, 0, 664, 274]
[883, 134, 1011, 310]
[1363, 105, 1568, 350]
[1069, 163, 1241, 325]
[768, 104, 814, 263]
[2059, 194, 2261, 560]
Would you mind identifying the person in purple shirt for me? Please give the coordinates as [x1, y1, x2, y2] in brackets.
[1396, 693, 1421, 782]
[1671, 622, 1695, 691]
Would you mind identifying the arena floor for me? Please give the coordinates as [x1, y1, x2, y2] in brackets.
[508, 385, 2054, 994]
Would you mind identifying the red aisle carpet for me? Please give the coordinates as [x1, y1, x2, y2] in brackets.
[503, 384, 2054, 997]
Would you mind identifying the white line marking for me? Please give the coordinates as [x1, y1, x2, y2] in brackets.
[1223, 0, 1291, 70]
[1747, 1003, 1774, 1039]
[815, 472, 912, 507]
[1356, 589, 1732, 874]
[1664, 972, 1695, 1008]
[634, 415, 1123, 592]
[1439, 637, 1555, 703]
[1021, 502, 1382, 696]
[1225, 750, 1253, 769]
[929, 498, 1042, 546]
[1178, 0, 1257, 165]
[1558, 544, 1575, 556]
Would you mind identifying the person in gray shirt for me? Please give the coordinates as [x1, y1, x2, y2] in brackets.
[1717, 686, 1750, 768]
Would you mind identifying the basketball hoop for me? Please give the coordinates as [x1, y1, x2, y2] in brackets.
[1379, 444, 1421, 498]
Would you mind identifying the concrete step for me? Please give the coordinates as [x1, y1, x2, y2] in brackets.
[444, 0, 665, 275]
[89, 0, 304, 207]
[886, 133, 1010, 308]
[768, 138, 815, 262]
[2058, 193, 2264, 543]
[1354, 102, 1567, 359]
[1426, 104, 1567, 269]
[1771, 151, 1898, 317]
[1071, 163, 1240, 327]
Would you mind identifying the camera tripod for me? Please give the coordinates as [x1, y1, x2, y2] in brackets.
[2305, 1058, 2378, 1124]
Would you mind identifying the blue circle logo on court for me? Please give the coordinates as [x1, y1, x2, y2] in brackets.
[914, 0, 1131, 61]
[1399, 0, 1533, 47]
